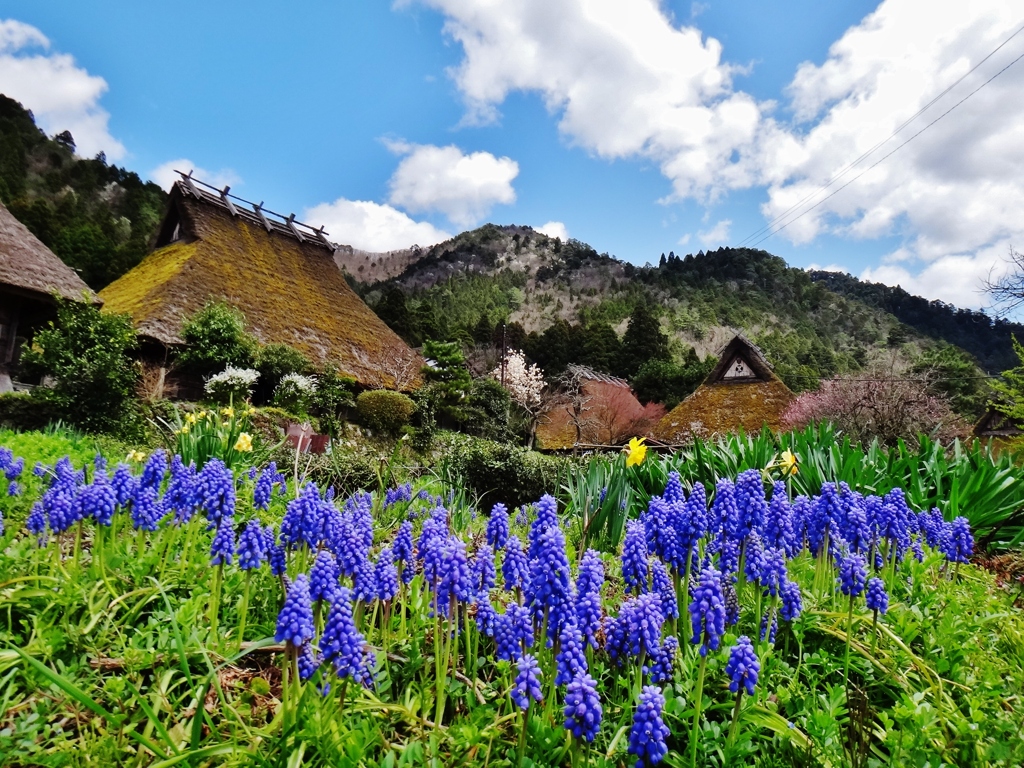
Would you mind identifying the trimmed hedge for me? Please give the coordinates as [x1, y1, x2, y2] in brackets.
[356, 390, 416, 435]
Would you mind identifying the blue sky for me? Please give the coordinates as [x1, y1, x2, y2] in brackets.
[2, 1, 1023, 308]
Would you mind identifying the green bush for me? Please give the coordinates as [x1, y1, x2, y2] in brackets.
[310, 367, 355, 437]
[443, 435, 573, 509]
[301, 446, 380, 497]
[356, 390, 416, 435]
[177, 301, 258, 376]
[20, 297, 141, 436]
[0, 393, 59, 431]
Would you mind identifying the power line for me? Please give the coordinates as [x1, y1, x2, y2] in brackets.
[739, 19, 1024, 248]
[783, 374, 1001, 382]
[748, 45, 1024, 249]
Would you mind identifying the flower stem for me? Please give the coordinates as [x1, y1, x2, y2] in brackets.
[689, 652, 708, 768]
[727, 690, 744, 747]
[843, 594, 855, 689]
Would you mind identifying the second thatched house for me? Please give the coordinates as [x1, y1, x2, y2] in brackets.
[0, 200, 99, 393]
[99, 174, 422, 392]
[536, 365, 651, 450]
[656, 334, 794, 442]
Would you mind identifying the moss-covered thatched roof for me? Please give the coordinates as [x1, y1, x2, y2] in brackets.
[99, 182, 421, 388]
[0, 200, 97, 303]
[656, 334, 794, 442]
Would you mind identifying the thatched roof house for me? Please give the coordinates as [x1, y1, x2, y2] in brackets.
[99, 174, 421, 390]
[973, 408, 1024, 451]
[536, 365, 647, 450]
[656, 334, 794, 442]
[0, 200, 99, 392]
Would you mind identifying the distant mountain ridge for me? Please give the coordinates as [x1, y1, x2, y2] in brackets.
[343, 224, 1017, 397]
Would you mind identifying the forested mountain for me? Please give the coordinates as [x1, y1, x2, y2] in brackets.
[808, 270, 1023, 373]
[0, 95, 167, 289]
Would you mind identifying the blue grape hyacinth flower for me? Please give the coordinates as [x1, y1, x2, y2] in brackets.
[275, 574, 315, 648]
[628, 685, 670, 767]
[725, 635, 760, 696]
[512, 653, 543, 710]
[563, 671, 602, 743]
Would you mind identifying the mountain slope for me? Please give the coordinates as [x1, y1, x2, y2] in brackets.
[347, 226, 1009, 402]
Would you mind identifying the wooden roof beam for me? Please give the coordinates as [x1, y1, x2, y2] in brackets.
[316, 226, 333, 250]
[220, 186, 238, 216]
[286, 213, 305, 243]
[252, 202, 273, 232]
[179, 170, 202, 199]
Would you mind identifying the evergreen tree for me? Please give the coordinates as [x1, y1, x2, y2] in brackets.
[618, 303, 671, 378]
[580, 321, 622, 375]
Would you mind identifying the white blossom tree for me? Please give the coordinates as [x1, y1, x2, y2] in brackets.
[491, 349, 546, 444]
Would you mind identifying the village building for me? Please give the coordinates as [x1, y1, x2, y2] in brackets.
[535, 364, 648, 450]
[0, 200, 99, 393]
[972, 408, 1024, 452]
[99, 173, 422, 395]
[656, 334, 794, 442]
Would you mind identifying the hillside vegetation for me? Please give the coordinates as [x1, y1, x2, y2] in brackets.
[0, 95, 167, 289]
[350, 226, 1013, 412]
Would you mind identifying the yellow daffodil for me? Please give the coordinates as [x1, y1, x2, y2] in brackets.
[180, 425, 189, 435]
[234, 432, 253, 452]
[221, 406, 235, 419]
[127, 450, 147, 463]
[184, 412, 198, 425]
[624, 436, 648, 467]
[222, 421, 231, 429]
[769, 449, 799, 476]
[198, 410, 208, 420]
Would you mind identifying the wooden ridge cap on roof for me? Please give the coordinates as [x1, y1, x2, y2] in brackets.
[565, 363, 631, 388]
[172, 171, 337, 252]
[705, 333, 776, 384]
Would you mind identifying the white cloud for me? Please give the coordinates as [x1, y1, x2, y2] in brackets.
[413, 0, 765, 201]
[677, 233, 692, 246]
[698, 218, 731, 246]
[536, 220, 568, 240]
[149, 159, 240, 192]
[303, 198, 451, 252]
[805, 263, 848, 274]
[0, 19, 125, 159]
[385, 140, 518, 227]
[759, 0, 1024, 303]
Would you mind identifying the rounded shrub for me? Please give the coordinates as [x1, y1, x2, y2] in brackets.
[356, 390, 416, 435]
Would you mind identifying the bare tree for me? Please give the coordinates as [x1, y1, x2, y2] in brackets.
[350, 347, 421, 391]
[555, 367, 596, 453]
[984, 246, 1024, 316]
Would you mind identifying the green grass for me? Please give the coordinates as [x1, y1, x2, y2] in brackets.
[1, 435, 1023, 766]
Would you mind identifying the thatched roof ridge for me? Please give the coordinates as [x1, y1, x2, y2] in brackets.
[0, 200, 98, 303]
[655, 334, 793, 443]
[705, 333, 775, 384]
[99, 183, 422, 389]
[565, 363, 630, 388]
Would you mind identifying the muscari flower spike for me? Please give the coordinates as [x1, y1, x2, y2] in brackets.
[779, 578, 803, 622]
[495, 603, 534, 661]
[512, 653, 543, 710]
[689, 566, 726, 657]
[555, 620, 588, 685]
[564, 671, 602, 743]
[527, 524, 574, 641]
[210, 521, 235, 566]
[502, 534, 529, 592]
[321, 586, 374, 687]
[237, 518, 268, 570]
[576, 548, 605, 647]
[622, 520, 650, 595]
[628, 685, 670, 768]
[376, 547, 400, 602]
[645, 635, 678, 684]
[275, 574, 315, 647]
[726, 635, 760, 696]
[866, 576, 889, 615]
[839, 552, 868, 598]
[941, 516, 973, 564]
[471, 542, 496, 598]
[650, 558, 678, 620]
[486, 502, 510, 551]
[310, 550, 341, 603]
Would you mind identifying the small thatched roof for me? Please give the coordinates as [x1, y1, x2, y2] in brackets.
[973, 408, 1024, 439]
[655, 334, 794, 442]
[536, 365, 645, 450]
[0, 200, 98, 303]
[99, 178, 422, 389]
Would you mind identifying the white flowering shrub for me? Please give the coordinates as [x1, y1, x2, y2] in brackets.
[205, 366, 260, 404]
[274, 372, 319, 415]
[491, 349, 545, 411]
